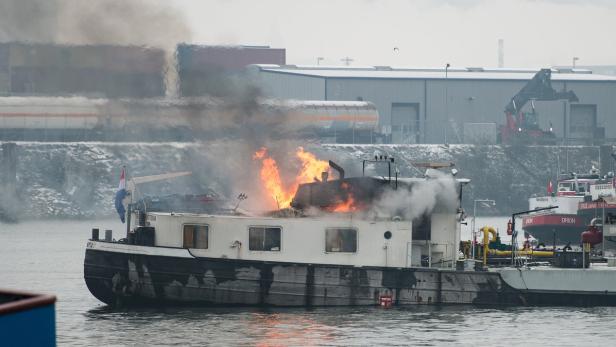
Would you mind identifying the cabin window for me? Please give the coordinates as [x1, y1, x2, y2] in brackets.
[325, 228, 357, 253]
[249, 227, 281, 251]
[412, 215, 431, 240]
[183, 224, 209, 249]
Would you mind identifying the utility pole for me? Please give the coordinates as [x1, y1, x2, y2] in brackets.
[498, 39, 504, 68]
[341, 57, 354, 66]
[445, 63, 450, 144]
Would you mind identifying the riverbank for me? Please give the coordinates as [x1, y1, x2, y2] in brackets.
[0, 142, 612, 220]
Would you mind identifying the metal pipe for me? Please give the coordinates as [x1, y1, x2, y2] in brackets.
[472, 199, 495, 260]
[489, 249, 554, 257]
[481, 226, 497, 267]
[603, 203, 606, 255]
[472, 203, 476, 259]
[328, 160, 345, 180]
[428, 241, 432, 268]
[583, 242, 587, 268]
[553, 229, 557, 263]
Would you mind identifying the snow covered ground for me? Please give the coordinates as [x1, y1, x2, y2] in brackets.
[0, 141, 607, 221]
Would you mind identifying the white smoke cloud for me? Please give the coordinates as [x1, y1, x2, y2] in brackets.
[371, 170, 458, 220]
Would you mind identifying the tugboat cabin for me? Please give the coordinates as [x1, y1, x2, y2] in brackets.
[123, 209, 461, 268]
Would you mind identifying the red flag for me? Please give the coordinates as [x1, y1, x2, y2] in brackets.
[118, 167, 126, 190]
[547, 180, 554, 194]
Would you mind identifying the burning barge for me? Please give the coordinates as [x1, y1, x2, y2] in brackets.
[84, 151, 616, 307]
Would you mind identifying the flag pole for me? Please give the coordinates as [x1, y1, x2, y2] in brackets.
[125, 166, 131, 238]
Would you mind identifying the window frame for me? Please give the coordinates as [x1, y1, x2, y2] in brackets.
[325, 227, 358, 253]
[182, 223, 209, 249]
[248, 225, 282, 252]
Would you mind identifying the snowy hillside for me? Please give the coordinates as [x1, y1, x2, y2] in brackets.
[0, 141, 609, 221]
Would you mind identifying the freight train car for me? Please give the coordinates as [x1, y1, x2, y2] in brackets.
[0, 42, 166, 98]
[0, 97, 379, 143]
[279, 100, 379, 143]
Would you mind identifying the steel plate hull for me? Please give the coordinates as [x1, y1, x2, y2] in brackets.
[84, 244, 522, 307]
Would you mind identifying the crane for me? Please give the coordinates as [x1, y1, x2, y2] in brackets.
[500, 69, 579, 144]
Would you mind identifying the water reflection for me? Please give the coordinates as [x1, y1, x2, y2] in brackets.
[250, 312, 335, 347]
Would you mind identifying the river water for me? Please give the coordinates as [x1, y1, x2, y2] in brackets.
[2, 219, 616, 346]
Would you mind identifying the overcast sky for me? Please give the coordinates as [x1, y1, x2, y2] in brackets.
[171, 0, 615, 68]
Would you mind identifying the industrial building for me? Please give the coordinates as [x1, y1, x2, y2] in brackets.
[247, 65, 616, 144]
[177, 44, 285, 97]
[0, 42, 166, 98]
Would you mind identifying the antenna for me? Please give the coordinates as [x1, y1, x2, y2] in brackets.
[498, 39, 504, 68]
[234, 193, 247, 212]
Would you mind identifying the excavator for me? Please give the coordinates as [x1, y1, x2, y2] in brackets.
[499, 69, 579, 144]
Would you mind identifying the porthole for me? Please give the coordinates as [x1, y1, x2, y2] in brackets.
[384, 231, 392, 239]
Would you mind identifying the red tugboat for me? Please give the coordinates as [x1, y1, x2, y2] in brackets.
[522, 171, 601, 245]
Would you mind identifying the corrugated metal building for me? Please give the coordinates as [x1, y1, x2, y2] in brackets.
[177, 44, 285, 97]
[0, 42, 166, 98]
[247, 65, 616, 144]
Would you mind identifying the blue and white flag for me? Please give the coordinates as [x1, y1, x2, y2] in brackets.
[114, 167, 127, 223]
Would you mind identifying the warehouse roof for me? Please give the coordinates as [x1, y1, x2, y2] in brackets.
[251, 65, 616, 82]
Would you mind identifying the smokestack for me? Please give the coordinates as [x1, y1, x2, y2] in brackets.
[328, 160, 345, 180]
[321, 171, 329, 182]
[498, 39, 504, 68]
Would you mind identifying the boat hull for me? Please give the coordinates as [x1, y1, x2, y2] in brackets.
[0, 290, 56, 347]
[497, 267, 616, 306]
[522, 214, 585, 245]
[84, 242, 522, 307]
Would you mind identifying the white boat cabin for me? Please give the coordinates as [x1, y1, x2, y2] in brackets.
[529, 195, 584, 215]
[140, 211, 461, 269]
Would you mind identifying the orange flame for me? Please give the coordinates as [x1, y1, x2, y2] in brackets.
[253, 147, 358, 211]
[253, 147, 331, 209]
[329, 182, 358, 212]
[253, 147, 293, 208]
[295, 147, 330, 185]
[330, 194, 356, 212]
